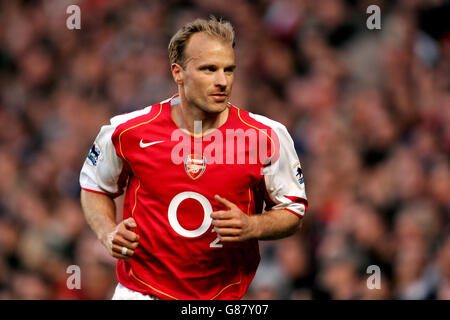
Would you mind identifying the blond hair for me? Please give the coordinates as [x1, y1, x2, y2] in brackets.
[168, 16, 235, 68]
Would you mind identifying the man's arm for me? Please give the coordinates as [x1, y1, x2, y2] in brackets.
[249, 208, 302, 241]
[211, 195, 302, 242]
[81, 189, 140, 260]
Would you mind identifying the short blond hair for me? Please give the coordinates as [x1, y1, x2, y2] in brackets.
[168, 16, 235, 68]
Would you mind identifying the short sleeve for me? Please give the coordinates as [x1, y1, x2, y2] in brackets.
[262, 125, 308, 218]
[79, 122, 128, 197]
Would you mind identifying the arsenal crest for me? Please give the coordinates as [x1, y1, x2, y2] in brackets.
[184, 154, 206, 180]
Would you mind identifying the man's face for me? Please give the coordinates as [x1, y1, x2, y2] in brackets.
[173, 32, 235, 114]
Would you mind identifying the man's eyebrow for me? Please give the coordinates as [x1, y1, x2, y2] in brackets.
[198, 64, 216, 68]
[197, 64, 236, 69]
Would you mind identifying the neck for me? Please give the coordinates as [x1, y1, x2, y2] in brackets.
[171, 93, 229, 135]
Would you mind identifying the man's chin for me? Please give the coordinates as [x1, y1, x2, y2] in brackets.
[205, 99, 229, 113]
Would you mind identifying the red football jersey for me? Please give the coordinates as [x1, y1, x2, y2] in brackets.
[80, 95, 308, 299]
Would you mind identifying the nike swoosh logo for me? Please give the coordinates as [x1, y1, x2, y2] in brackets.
[139, 139, 164, 148]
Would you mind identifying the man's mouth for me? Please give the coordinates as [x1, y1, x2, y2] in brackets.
[211, 93, 227, 101]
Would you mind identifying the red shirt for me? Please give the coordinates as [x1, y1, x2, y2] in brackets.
[80, 95, 307, 299]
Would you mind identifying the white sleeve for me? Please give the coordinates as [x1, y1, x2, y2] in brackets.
[79, 106, 153, 196]
[262, 124, 308, 218]
[79, 122, 127, 197]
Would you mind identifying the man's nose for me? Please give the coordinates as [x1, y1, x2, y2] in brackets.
[215, 71, 227, 88]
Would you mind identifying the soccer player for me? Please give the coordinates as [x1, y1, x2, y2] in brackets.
[79, 16, 308, 300]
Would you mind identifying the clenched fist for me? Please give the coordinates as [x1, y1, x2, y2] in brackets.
[211, 195, 258, 242]
[103, 217, 140, 260]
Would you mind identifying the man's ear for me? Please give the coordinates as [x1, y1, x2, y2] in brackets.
[171, 63, 184, 85]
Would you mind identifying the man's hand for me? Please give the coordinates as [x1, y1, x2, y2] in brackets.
[211, 195, 258, 242]
[102, 217, 140, 260]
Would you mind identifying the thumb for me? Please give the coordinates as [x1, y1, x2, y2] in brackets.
[214, 195, 236, 210]
[123, 217, 137, 229]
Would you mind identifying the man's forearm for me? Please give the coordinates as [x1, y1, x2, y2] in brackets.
[80, 189, 117, 244]
[250, 209, 302, 240]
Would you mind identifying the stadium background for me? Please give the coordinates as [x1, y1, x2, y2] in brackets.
[0, 0, 448, 299]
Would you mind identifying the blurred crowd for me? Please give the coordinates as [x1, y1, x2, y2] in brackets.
[0, 0, 448, 300]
